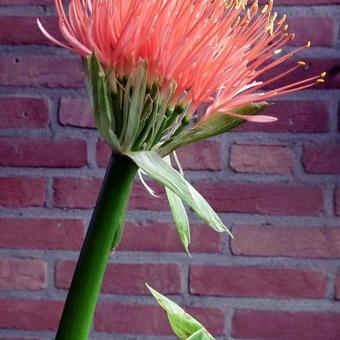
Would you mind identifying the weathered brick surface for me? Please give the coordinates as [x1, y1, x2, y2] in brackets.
[0, 97, 49, 129]
[0, 219, 84, 249]
[237, 101, 329, 133]
[0, 177, 46, 208]
[303, 144, 340, 174]
[232, 225, 340, 258]
[0, 258, 47, 290]
[0, 1, 339, 339]
[56, 261, 182, 294]
[195, 182, 323, 215]
[230, 142, 293, 175]
[119, 221, 224, 254]
[0, 137, 87, 168]
[95, 303, 225, 335]
[0, 299, 63, 330]
[232, 310, 340, 340]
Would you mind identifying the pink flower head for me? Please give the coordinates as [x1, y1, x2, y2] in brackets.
[38, 0, 325, 125]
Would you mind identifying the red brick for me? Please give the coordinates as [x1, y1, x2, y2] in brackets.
[0, 97, 49, 129]
[176, 141, 222, 170]
[0, 218, 84, 249]
[0, 137, 87, 168]
[230, 142, 293, 175]
[190, 266, 326, 298]
[0, 299, 62, 331]
[119, 221, 223, 253]
[237, 101, 329, 133]
[0, 258, 47, 290]
[53, 177, 101, 209]
[53, 177, 168, 210]
[336, 274, 340, 300]
[0, 177, 46, 208]
[59, 97, 95, 128]
[0, 16, 61, 45]
[336, 188, 340, 216]
[288, 17, 334, 47]
[232, 225, 340, 258]
[95, 303, 224, 336]
[195, 182, 323, 215]
[232, 310, 340, 340]
[56, 261, 182, 294]
[303, 144, 340, 174]
[97, 140, 222, 171]
[0, 55, 84, 88]
[96, 140, 111, 167]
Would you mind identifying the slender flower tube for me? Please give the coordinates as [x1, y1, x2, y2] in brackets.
[37, 1, 324, 339]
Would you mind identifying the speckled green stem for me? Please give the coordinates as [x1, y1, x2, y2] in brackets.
[55, 154, 138, 340]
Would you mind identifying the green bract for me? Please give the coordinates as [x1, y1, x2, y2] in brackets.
[85, 53, 268, 253]
[147, 284, 215, 340]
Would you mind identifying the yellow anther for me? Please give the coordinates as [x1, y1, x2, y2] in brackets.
[283, 24, 289, 31]
[320, 72, 327, 78]
[278, 15, 287, 26]
[316, 79, 325, 84]
[268, 0, 273, 12]
[306, 41, 311, 48]
[261, 4, 268, 14]
[297, 61, 306, 67]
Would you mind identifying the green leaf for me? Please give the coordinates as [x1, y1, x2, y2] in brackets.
[126, 151, 231, 236]
[146, 284, 214, 340]
[159, 102, 269, 156]
[86, 53, 121, 152]
[187, 328, 214, 340]
[164, 155, 191, 254]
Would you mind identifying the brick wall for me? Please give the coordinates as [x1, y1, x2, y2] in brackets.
[0, 1, 339, 339]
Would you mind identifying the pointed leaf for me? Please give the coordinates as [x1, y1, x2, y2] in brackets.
[86, 53, 121, 152]
[146, 284, 215, 340]
[127, 151, 231, 235]
[164, 155, 191, 254]
[187, 328, 215, 340]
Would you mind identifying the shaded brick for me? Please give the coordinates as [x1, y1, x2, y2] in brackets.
[232, 225, 340, 258]
[190, 266, 326, 298]
[237, 101, 329, 133]
[0, 299, 62, 331]
[56, 261, 182, 294]
[230, 142, 293, 175]
[336, 274, 340, 300]
[0, 16, 61, 45]
[0, 259, 47, 290]
[0, 177, 46, 208]
[95, 303, 225, 336]
[59, 97, 95, 128]
[232, 310, 340, 340]
[0, 137, 87, 168]
[0, 218, 84, 250]
[0, 97, 49, 129]
[195, 182, 323, 215]
[288, 17, 335, 47]
[303, 144, 340, 174]
[119, 221, 223, 254]
[0, 55, 84, 88]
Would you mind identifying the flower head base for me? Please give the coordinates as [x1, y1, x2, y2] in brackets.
[39, 0, 324, 154]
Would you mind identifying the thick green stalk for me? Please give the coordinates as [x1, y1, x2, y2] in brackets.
[56, 154, 138, 340]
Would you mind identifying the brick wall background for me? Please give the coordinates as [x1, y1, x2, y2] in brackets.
[0, 0, 339, 339]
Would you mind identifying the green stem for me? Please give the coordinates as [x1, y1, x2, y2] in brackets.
[56, 154, 138, 340]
